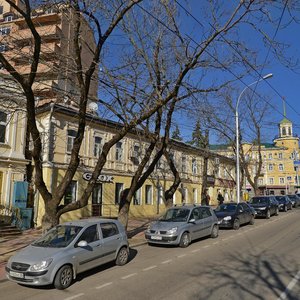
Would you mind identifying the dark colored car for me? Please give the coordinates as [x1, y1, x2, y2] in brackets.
[287, 194, 300, 208]
[249, 196, 279, 218]
[274, 195, 292, 212]
[214, 202, 255, 230]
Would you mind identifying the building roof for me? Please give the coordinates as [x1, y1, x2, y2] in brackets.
[279, 117, 292, 125]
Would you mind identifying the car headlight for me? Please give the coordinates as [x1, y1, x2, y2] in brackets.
[145, 224, 153, 234]
[223, 216, 232, 221]
[258, 207, 267, 210]
[166, 227, 178, 235]
[28, 258, 53, 272]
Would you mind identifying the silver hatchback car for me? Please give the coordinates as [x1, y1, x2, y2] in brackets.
[6, 218, 129, 289]
[145, 205, 219, 247]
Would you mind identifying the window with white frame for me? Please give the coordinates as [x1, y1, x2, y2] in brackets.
[64, 181, 77, 205]
[287, 176, 292, 181]
[0, 111, 7, 143]
[278, 152, 283, 159]
[67, 129, 77, 153]
[268, 164, 273, 171]
[269, 177, 274, 185]
[279, 164, 284, 171]
[131, 144, 140, 165]
[115, 141, 123, 161]
[133, 188, 142, 205]
[0, 27, 10, 35]
[157, 185, 163, 205]
[258, 178, 263, 186]
[183, 187, 188, 202]
[279, 177, 285, 184]
[94, 136, 102, 157]
[192, 158, 197, 175]
[145, 185, 153, 205]
[268, 153, 272, 159]
[181, 156, 187, 173]
[4, 14, 13, 22]
[115, 183, 123, 204]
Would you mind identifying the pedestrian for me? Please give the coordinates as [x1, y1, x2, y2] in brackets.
[217, 191, 224, 205]
[202, 189, 210, 206]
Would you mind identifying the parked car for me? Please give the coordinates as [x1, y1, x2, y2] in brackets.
[214, 202, 255, 230]
[274, 195, 292, 211]
[287, 194, 300, 208]
[6, 219, 129, 289]
[249, 196, 279, 218]
[145, 205, 219, 248]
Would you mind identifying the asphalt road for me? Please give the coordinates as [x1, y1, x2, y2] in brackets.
[1, 209, 300, 300]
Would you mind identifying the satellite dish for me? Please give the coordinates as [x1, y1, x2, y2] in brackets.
[88, 102, 98, 112]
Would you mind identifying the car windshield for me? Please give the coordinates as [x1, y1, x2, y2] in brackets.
[250, 197, 269, 204]
[215, 203, 237, 212]
[32, 225, 83, 248]
[160, 208, 190, 222]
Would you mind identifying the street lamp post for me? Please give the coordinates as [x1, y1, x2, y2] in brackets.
[235, 73, 273, 203]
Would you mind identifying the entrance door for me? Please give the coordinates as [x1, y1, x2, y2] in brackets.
[92, 183, 102, 216]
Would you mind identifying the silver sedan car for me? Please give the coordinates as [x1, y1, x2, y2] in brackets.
[6, 218, 129, 289]
[145, 205, 219, 247]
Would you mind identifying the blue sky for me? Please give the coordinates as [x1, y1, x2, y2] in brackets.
[173, 1, 300, 144]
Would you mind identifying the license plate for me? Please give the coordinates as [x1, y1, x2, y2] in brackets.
[151, 235, 162, 240]
[10, 271, 24, 278]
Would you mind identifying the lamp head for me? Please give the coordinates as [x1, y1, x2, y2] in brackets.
[263, 73, 273, 80]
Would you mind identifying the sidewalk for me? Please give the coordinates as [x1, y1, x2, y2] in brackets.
[0, 217, 150, 282]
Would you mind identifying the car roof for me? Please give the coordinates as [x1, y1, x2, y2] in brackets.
[62, 218, 119, 227]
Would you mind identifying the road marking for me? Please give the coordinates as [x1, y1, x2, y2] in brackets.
[161, 259, 172, 264]
[177, 254, 186, 258]
[64, 294, 84, 300]
[191, 249, 201, 253]
[278, 270, 300, 300]
[96, 282, 113, 289]
[121, 273, 138, 280]
[143, 265, 157, 271]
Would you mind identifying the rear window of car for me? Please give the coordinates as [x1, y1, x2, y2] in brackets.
[100, 223, 119, 238]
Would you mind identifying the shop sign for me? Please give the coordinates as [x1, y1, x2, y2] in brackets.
[83, 173, 114, 183]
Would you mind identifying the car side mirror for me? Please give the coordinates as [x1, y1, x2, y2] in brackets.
[77, 240, 88, 247]
[189, 218, 196, 223]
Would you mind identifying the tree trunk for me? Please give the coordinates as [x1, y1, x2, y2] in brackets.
[118, 189, 131, 229]
[41, 203, 59, 233]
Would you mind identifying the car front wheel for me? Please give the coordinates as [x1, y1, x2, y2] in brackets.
[116, 247, 129, 266]
[249, 216, 255, 225]
[179, 232, 190, 248]
[275, 208, 279, 216]
[54, 265, 73, 290]
[284, 205, 288, 212]
[266, 210, 271, 219]
[233, 219, 240, 230]
[211, 225, 219, 238]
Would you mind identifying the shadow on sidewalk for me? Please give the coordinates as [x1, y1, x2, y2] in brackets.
[127, 220, 152, 238]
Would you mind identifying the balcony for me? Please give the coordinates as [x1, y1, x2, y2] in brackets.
[10, 25, 62, 41]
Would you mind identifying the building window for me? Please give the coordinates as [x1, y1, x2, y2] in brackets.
[0, 27, 11, 35]
[287, 176, 292, 181]
[282, 127, 286, 136]
[64, 181, 77, 205]
[157, 185, 163, 205]
[279, 164, 284, 171]
[0, 6, 3, 14]
[0, 43, 8, 52]
[182, 187, 188, 202]
[279, 177, 285, 184]
[181, 156, 187, 173]
[131, 144, 140, 165]
[268, 153, 272, 159]
[115, 141, 123, 161]
[288, 127, 291, 136]
[278, 153, 283, 159]
[4, 14, 13, 22]
[94, 136, 102, 157]
[192, 158, 197, 175]
[145, 185, 153, 205]
[268, 178, 274, 185]
[268, 164, 273, 171]
[92, 183, 102, 205]
[133, 188, 141, 205]
[115, 183, 123, 205]
[258, 179, 263, 186]
[193, 188, 197, 203]
[0, 111, 7, 143]
[67, 129, 77, 153]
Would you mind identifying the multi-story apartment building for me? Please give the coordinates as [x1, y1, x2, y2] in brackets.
[0, 0, 98, 106]
[213, 115, 299, 198]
